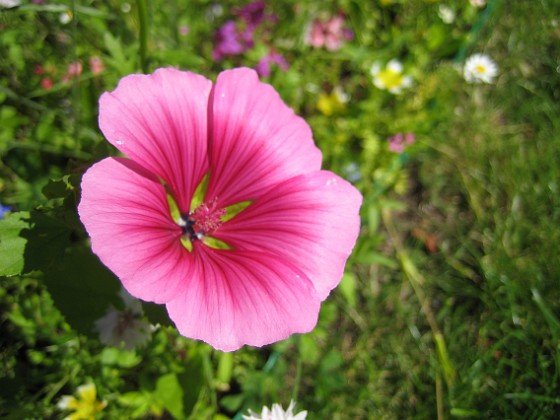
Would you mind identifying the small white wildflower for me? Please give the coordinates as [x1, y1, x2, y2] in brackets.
[95, 288, 157, 350]
[59, 10, 73, 25]
[243, 401, 307, 420]
[0, 0, 20, 8]
[333, 86, 350, 104]
[463, 53, 498, 84]
[438, 5, 455, 24]
[469, 0, 486, 7]
[371, 59, 413, 94]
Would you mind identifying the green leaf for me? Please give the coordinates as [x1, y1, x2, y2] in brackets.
[100, 347, 142, 368]
[155, 373, 184, 419]
[299, 334, 320, 363]
[219, 394, 244, 412]
[339, 272, 357, 308]
[42, 177, 71, 200]
[23, 210, 72, 272]
[178, 349, 205, 417]
[141, 301, 172, 327]
[42, 246, 121, 337]
[0, 212, 28, 276]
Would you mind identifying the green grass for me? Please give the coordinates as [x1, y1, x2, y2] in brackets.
[286, 1, 560, 418]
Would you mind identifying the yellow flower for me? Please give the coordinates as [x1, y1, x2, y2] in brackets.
[370, 59, 413, 94]
[317, 87, 349, 116]
[57, 383, 107, 420]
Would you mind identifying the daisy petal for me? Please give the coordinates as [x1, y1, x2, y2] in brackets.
[387, 59, 403, 73]
[166, 245, 321, 351]
[206, 67, 322, 207]
[98, 68, 212, 213]
[215, 171, 362, 300]
[78, 157, 190, 303]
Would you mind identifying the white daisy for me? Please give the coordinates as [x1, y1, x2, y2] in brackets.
[463, 53, 498, 83]
[243, 401, 307, 420]
[370, 59, 413, 94]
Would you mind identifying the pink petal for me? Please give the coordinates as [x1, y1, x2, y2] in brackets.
[78, 157, 191, 304]
[166, 244, 321, 351]
[98, 68, 212, 213]
[206, 68, 322, 207]
[215, 171, 362, 300]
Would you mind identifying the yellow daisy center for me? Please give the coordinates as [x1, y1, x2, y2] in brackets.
[475, 64, 487, 74]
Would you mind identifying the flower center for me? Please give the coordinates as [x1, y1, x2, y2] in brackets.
[475, 64, 487, 74]
[378, 69, 404, 89]
[179, 199, 226, 242]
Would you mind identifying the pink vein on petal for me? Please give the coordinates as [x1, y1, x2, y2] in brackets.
[166, 244, 321, 352]
[98, 68, 212, 213]
[215, 171, 362, 300]
[206, 67, 322, 207]
[78, 157, 191, 304]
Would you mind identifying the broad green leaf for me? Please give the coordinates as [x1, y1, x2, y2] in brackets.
[155, 373, 184, 419]
[23, 210, 71, 272]
[42, 246, 121, 337]
[42, 177, 71, 200]
[0, 212, 28, 276]
[178, 349, 205, 417]
[141, 301, 172, 327]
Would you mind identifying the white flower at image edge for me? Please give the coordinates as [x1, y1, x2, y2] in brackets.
[463, 53, 498, 84]
[0, 0, 21, 8]
[95, 288, 157, 350]
[243, 401, 307, 420]
[370, 59, 413, 94]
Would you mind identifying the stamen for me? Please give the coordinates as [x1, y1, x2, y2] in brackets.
[180, 199, 227, 242]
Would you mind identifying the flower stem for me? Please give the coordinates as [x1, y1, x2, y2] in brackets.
[136, 0, 149, 73]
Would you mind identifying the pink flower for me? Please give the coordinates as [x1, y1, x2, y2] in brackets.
[41, 77, 53, 90]
[89, 56, 105, 75]
[61, 60, 82, 83]
[305, 14, 353, 51]
[78, 68, 362, 352]
[388, 132, 415, 153]
[256, 50, 289, 77]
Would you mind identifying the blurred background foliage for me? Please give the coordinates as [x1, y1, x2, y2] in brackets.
[1, 0, 559, 418]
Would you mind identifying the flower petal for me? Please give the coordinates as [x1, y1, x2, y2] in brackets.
[387, 59, 403, 73]
[206, 67, 322, 207]
[98, 68, 212, 213]
[215, 171, 362, 300]
[166, 244, 321, 351]
[78, 157, 191, 303]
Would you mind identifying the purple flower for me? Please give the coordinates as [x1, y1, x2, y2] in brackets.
[212, 1, 278, 62]
[235, 1, 277, 29]
[256, 50, 289, 77]
[212, 20, 253, 61]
